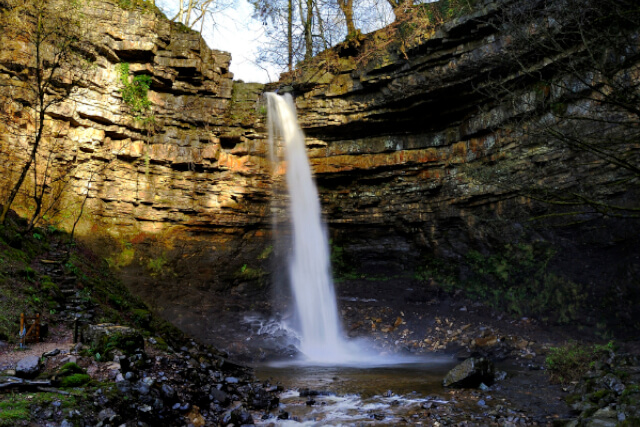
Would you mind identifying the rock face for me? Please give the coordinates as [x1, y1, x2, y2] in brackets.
[0, 0, 275, 339]
[0, 0, 637, 346]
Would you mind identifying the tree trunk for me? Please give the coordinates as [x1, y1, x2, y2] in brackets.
[304, 0, 314, 60]
[338, 0, 356, 36]
[288, 0, 293, 71]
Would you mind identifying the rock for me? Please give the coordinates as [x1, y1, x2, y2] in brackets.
[585, 406, 618, 427]
[84, 324, 144, 358]
[98, 408, 117, 423]
[161, 384, 176, 400]
[222, 408, 254, 425]
[15, 355, 41, 379]
[42, 349, 60, 358]
[443, 357, 495, 388]
[186, 405, 206, 427]
[210, 388, 229, 405]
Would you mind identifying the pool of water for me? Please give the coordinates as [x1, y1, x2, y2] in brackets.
[255, 358, 458, 426]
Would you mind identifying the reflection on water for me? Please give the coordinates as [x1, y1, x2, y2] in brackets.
[255, 359, 456, 425]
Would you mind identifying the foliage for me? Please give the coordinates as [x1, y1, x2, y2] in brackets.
[238, 264, 266, 281]
[418, 242, 587, 324]
[545, 341, 616, 384]
[117, 63, 153, 121]
[146, 255, 167, 276]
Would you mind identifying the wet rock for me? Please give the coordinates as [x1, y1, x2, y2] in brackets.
[98, 407, 117, 423]
[161, 384, 176, 400]
[249, 387, 278, 410]
[42, 349, 61, 358]
[210, 387, 230, 405]
[586, 406, 618, 427]
[222, 408, 254, 425]
[299, 388, 333, 397]
[443, 357, 495, 388]
[186, 405, 206, 427]
[15, 355, 41, 379]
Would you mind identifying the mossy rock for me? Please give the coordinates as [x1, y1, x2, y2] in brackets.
[57, 362, 85, 376]
[59, 373, 90, 387]
[84, 323, 144, 359]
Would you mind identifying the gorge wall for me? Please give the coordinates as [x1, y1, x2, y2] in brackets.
[0, 0, 637, 344]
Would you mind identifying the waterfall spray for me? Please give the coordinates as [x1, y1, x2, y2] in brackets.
[266, 93, 351, 363]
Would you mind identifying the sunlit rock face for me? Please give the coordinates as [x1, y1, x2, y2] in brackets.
[0, 0, 274, 297]
[0, 0, 637, 345]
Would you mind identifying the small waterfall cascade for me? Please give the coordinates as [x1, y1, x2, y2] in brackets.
[266, 93, 350, 363]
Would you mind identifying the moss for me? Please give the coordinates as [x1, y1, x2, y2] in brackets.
[60, 373, 91, 387]
[96, 332, 144, 359]
[116, 0, 159, 13]
[565, 393, 582, 404]
[0, 407, 30, 426]
[0, 392, 78, 425]
[58, 362, 85, 376]
[257, 245, 273, 260]
[588, 389, 611, 402]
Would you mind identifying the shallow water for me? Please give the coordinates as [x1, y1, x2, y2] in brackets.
[255, 359, 457, 426]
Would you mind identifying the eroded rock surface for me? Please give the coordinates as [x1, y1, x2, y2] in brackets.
[0, 0, 637, 347]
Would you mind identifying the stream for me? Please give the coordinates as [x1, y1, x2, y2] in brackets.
[254, 359, 460, 426]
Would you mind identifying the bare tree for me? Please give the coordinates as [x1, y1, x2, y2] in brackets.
[474, 0, 640, 221]
[0, 0, 87, 225]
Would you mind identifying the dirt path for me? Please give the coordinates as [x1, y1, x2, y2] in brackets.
[0, 325, 74, 370]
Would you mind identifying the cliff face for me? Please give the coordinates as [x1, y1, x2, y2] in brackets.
[0, 0, 637, 342]
[282, 0, 639, 281]
[0, 0, 273, 290]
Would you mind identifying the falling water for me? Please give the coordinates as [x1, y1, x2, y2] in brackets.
[266, 93, 350, 363]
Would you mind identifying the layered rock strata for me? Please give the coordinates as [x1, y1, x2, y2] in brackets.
[0, 0, 637, 344]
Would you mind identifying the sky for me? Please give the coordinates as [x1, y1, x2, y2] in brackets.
[156, 0, 280, 83]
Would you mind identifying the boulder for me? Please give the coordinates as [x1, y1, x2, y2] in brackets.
[443, 357, 495, 388]
[15, 355, 41, 379]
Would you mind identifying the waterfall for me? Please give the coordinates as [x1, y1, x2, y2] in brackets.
[266, 93, 350, 363]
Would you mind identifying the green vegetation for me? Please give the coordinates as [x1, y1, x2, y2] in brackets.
[238, 264, 266, 281]
[146, 255, 167, 276]
[545, 341, 616, 384]
[416, 242, 587, 324]
[0, 224, 61, 341]
[329, 239, 360, 282]
[60, 373, 91, 388]
[57, 362, 85, 376]
[117, 63, 153, 122]
[0, 392, 77, 426]
[116, 0, 159, 13]
[257, 245, 273, 260]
